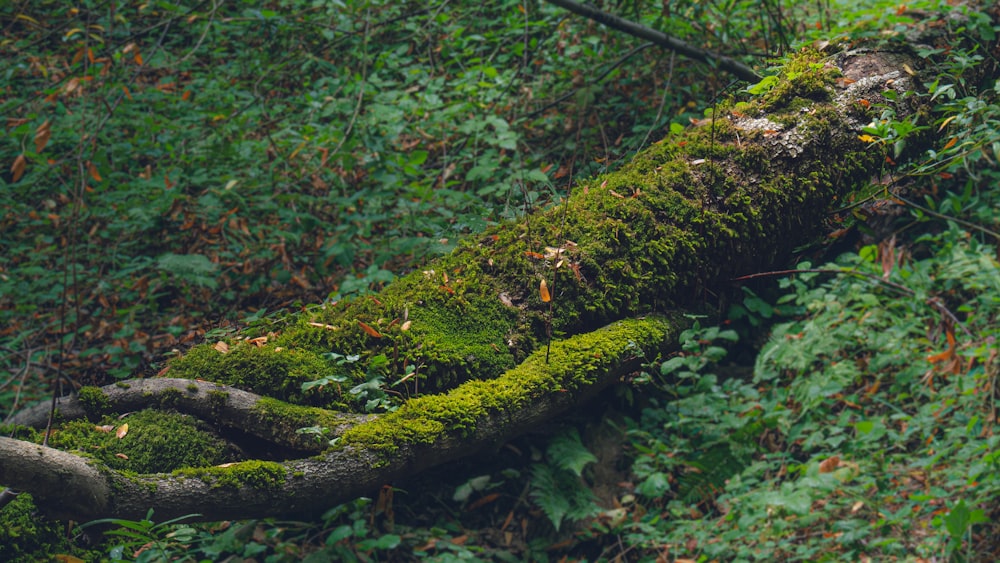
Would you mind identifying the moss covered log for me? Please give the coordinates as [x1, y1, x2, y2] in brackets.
[0, 47, 928, 522]
[161, 49, 912, 410]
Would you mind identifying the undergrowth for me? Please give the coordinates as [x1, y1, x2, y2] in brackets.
[2, 0, 1000, 561]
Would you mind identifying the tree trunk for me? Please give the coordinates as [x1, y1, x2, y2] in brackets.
[1, 46, 928, 522]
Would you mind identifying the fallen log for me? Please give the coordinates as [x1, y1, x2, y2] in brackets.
[1, 46, 928, 522]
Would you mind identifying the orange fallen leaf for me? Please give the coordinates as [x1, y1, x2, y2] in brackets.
[927, 326, 956, 363]
[358, 320, 382, 338]
[116, 423, 129, 439]
[467, 492, 501, 510]
[115, 453, 129, 460]
[819, 456, 840, 473]
[87, 161, 102, 182]
[11, 154, 26, 182]
[539, 279, 551, 303]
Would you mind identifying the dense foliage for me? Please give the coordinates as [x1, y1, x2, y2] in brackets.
[2, 0, 999, 561]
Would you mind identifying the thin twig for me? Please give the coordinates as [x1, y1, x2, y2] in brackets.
[544, 0, 761, 82]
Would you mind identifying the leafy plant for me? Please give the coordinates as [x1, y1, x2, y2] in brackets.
[529, 427, 601, 532]
[80, 510, 202, 563]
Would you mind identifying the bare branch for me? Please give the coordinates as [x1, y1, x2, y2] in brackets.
[544, 0, 762, 82]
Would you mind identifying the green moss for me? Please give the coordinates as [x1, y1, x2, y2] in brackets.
[0, 493, 94, 562]
[173, 460, 286, 489]
[77, 386, 111, 419]
[155, 387, 184, 409]
[340, 317, 677, 453]
[186, 383, 199, 392]
[757, 49, 839, 113]
[252, 396, 349, 439]
[166, 341, 345, 408]
[47, 409, 234, 473]
[207, 390, 229, 410]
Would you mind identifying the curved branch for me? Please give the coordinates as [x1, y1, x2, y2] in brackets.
[0, 437, 110, 518]
[7, 378, 371, 454]
[544, 0, 762, 82]
[1, 317, 677, 522]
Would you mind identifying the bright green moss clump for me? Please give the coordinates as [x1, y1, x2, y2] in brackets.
[166, 342, 348, 409]
[340, 317, 676, 453]
[47, 409, 235, 473]
[77, 385, 111, 419]
[173, 460, 287, 489]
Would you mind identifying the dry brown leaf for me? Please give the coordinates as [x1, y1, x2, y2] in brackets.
[401, 320, 412, 331]
[34, 121, 51, 153]
[358, 320, 382, 338]
[818, 455, 840, 474]
[11, 154, 26, 182]
[115, 453, 129, 460]
[87, 161, 102, 182]
[94, 425, 114, 433]
[214, 341, 230, 354]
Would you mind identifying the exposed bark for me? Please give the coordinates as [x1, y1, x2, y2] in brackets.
[1, 46, 929, 523]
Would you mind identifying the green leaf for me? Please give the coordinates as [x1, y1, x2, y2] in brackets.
[548, 428, 597, 476]
[155, 253, 219, 289]
[747, 75, 779, 95]
[636, 471, 671, 498]
[529, 464, 571, 531]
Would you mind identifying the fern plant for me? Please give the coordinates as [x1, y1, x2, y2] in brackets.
[529, 427, 601, 532]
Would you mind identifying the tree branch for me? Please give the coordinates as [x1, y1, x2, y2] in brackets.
[0, 317, 676, 522]
[6, 378, 372, 454]
[544, 0, 762, 82]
